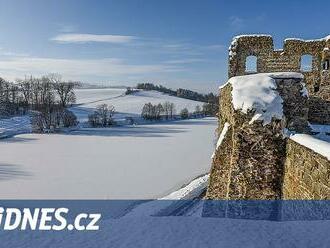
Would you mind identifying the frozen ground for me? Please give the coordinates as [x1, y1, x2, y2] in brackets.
[71, 88, 204, 122]
[0, 118, 216, 199]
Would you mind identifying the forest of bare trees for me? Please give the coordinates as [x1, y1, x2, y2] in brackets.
[141, 101, 176, 120]
[88, 104, 116, 127]
[0, 74, 79, 132]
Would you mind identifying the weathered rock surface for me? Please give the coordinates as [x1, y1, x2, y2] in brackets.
[206, 75, 330, 200]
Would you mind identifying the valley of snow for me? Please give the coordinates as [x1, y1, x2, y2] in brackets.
[0, 88, 217, 199]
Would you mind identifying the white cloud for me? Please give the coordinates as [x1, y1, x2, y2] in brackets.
[165, 58, 205, 64]
[162, 44, 188, 49]
[229, 16, 245, 30]
[0, 56, 181, 81]
[51, 33, 136, 44]
[0, 51, 29, 57]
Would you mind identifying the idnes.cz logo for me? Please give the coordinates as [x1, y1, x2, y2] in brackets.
[0, 207, 101, 231]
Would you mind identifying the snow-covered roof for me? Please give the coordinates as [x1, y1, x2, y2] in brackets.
[222, 72, 305, 125]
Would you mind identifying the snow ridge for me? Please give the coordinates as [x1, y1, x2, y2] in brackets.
[161, 174, 209, 200]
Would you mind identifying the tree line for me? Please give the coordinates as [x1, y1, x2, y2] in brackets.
[0, 74, 79, 132]
[141, 102, 176, 120]
[136, 83, 218, 104]
[141, 102, 217, 121]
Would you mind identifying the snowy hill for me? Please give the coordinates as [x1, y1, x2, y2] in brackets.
[71, 88, 205, 123]
[0, 88, 206, 137]
[0, 87, 217, 199]
[75, 88, 126, 105]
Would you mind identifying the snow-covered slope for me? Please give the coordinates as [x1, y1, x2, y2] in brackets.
[0, 116, 31, 138]
[160, 174, 209, 200]
[0, 88, 207, 136]
[71, 88, 205, 122]
[75, 88, 126, 105]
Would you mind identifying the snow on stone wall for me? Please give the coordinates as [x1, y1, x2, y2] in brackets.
[227, 34, 330, 117]
[226, 72, 306, 126]
[207, 72, 329, 200]
[283, 137, 330, 199]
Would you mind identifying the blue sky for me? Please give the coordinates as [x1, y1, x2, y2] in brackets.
[0, 0, 329, 93]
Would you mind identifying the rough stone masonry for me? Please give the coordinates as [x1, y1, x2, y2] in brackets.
[228, 35, 330, 124]
[206, 35, 330, 201]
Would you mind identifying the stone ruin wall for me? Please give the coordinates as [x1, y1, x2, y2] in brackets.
[206, 35, 330, 200]
[229, 35, 330, 124]
[206, 76, 330, 200]
[283, 139, 330, 199]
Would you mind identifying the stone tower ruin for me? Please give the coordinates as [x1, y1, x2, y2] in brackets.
[206, 35, 330, 201]
[229, 35, 330, 124]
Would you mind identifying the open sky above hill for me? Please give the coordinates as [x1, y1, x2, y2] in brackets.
[0, 0, 329, 93]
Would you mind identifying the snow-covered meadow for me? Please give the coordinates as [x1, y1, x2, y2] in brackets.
[0, 88, 217, 199]
[71, 88, 205, 122]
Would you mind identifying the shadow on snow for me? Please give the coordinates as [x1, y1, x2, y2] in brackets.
[0, 163, 32, 181]
[67, 125, 188, 138]
[0, 136, 38, 143]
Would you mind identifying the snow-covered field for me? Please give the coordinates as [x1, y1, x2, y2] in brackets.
[0, 118, 216, 199]
[0, 88, 217, 199]
[71, 88, 204, 122]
